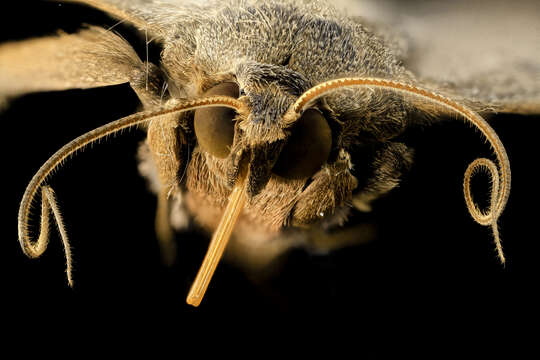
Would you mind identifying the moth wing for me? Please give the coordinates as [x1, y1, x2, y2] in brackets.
[351, 0, 540, 114]
[0, 27, 145, 98]
[0, 0, 203, 100]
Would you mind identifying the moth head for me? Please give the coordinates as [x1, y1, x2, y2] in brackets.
[185, 64, 354, 231]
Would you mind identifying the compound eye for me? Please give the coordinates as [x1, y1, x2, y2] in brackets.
[272, 109, 332, 179]
[194, 82, 240, 158]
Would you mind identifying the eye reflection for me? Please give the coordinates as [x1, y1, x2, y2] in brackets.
[194, 82, 239, 158]
[273, 109, 332, 179]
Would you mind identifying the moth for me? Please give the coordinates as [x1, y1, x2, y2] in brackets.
[3, 0, 539, 307]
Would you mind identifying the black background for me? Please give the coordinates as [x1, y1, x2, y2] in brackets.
[2, 1, 537, 357]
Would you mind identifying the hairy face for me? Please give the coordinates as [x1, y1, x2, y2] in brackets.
[164, 2, 414, 232]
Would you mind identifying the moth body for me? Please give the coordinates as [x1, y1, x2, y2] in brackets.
[6, 0, 539, 302]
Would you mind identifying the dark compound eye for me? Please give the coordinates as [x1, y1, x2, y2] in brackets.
[272, 109, 332, 179]
[194, 82, 240, 158]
